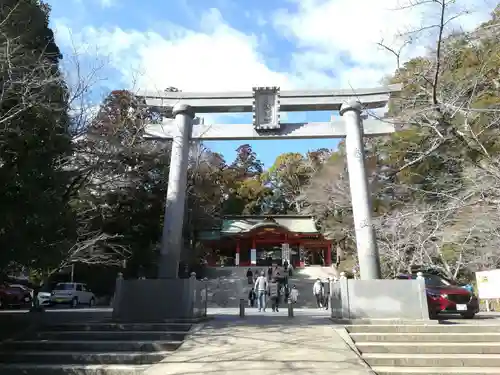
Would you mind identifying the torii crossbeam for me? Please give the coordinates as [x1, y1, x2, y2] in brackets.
[138, 84, 401, 281]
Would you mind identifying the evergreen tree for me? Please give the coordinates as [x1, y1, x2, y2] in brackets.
[0, 1, 76, 273]
[231, 144, 264, 178]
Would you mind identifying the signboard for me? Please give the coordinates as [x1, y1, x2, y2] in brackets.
[250, 249, 257, 265]
[235, 253, 240, 266]
[252, 87, 280, 130]
[476, 269, 500, 299]
[281, 243, 290, 264]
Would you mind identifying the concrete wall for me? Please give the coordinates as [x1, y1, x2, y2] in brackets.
[112, 278, 207, 322]
[331, 279, 429, 320]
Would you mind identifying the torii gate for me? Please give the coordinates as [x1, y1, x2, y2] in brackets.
[137, 85, 401, 280]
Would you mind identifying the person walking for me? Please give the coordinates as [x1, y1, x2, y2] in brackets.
[283, 283, 290, 303]
[272, 264, 280, 279]
[254, 271, 268, 312]
[246, 268, 253, 285]
[313, 278, 323, 308]
[290, 285, 299, 303]
[323, 278, 331, 310]
[267, 266, 273, 281]
[248, 287, 256, 307]
[269, 278, 280, 312]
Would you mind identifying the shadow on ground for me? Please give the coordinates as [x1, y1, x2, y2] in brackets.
[143, 313, 374, 375]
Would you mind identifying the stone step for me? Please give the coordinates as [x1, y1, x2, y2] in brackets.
[44, 322, 192, 332]
[0, 350, 171, 365]
[363, 353, 500, 367]
[346, 324, 500, 334]
[336, 320, 436, 326]
[1, 340, 183, 352]
[0, 364, 149, 375]
[350, 332, 500, 343]
[357, 342, 500, 355]
[34, 330, 188, 341]
[372, 366, 500, 375]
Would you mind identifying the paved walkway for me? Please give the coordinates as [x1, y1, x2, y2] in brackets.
[207, 307, 332, 317]
[145, 314, 374, 375]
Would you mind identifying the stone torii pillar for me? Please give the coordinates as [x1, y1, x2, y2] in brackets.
[340, 100, 381, 280]
[140, 85, 401, 280]
[158, 103, 194, 279]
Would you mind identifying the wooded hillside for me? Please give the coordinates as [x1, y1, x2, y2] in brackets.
[1, 1, 499, 284]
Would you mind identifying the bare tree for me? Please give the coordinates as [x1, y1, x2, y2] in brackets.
[373, 168, 500, 280]
[363, 1, 500, 278]
[52, 234, 129, 277]
[378, 0, 500, 175]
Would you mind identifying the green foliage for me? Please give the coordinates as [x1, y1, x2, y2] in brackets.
[0, 0, 76, 274]
[71, 89, 172, 275]
[230, 144, 263, 178]
[222, 144, 271, 215]
[3, 1, 499, 284]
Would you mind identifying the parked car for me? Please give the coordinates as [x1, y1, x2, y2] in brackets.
[36, 291, 52, 307]
[8, 284, 33, 299]
[0, 283, 32, 309]
[50, 282, 96, 308]
[397, 273, 479, 319]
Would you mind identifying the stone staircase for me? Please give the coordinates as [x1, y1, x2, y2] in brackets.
[204, 266, 338, 308]
[287, 266, 338, 308]
[346, 323, 500, 375]
[205, 267, 247, 308]
[294, 265, 339, 281]
[0, 321, 192, 374]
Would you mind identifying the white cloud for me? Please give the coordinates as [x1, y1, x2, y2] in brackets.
[58, 0, 117, 9]
[53, 8, 293, 94]
[99, 0, 116, 8]
[52, 0, 494, 98]
[273, 0, 494, 88]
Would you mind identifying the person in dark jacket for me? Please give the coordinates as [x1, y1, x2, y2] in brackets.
[268, 278, 280, 312]
[283, 283, 290, 302]
[248, 287, 256, 307]
[323, 278, 331, 310]
[246, 268, 253, 284]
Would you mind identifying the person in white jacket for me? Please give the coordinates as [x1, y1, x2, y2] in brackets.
[313, 278, 323, 308]
[254, 271, 268, 312]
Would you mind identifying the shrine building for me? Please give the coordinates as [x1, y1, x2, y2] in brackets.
[198, 215, 333, 268]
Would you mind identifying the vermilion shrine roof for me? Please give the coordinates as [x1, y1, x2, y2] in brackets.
[222, 215, 318, 234]
[198, 215, 319, 240]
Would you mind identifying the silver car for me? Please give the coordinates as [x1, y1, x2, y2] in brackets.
[50, 282, 96, 308]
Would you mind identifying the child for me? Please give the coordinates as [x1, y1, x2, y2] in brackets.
[248, 287, 256, 307]
[283, 283, 290, 302]
[290, 285, 299, 303]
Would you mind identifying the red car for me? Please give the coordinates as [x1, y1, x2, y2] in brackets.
[397, 273, 479, 319]
[0, 283, 32, 309]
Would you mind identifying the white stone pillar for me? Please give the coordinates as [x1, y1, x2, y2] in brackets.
[158, 103, 194, 279]
[340, 100, 381, 280]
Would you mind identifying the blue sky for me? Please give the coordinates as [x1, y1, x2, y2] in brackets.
[47, 0, 492, 166]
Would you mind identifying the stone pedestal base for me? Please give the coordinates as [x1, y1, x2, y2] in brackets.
[112, 278, 207, 322]
[330, 278, 430, 320]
